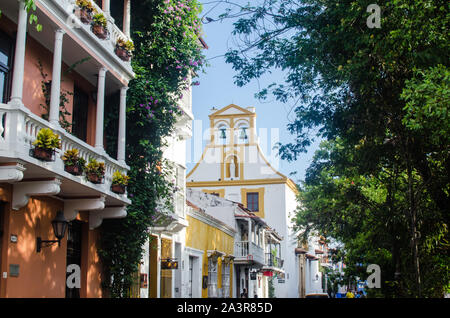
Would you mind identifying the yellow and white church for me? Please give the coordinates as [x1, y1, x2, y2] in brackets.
[187, 104, 316, 298]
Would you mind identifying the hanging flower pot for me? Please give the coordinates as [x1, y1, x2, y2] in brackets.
[32, 147, 55, 161]
[85, 159, 105, 184]
[92, 24, 108, 39]
[64, 163, 84, 176]
[91, 13, 109, 40]
[111, 184, 126, 194]
[114, 46, 131, 61]
[111, 171, 129, 194]
[30, 128, 60, 162]
[115, 38, 134, 62]
[87, 172, 103, 184]
[62, 149, 86, 176]
[78, 8, 93, 24]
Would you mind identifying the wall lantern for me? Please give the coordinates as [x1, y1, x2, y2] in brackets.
[36, 211, 68, 253]
[161, 258, 179, 270]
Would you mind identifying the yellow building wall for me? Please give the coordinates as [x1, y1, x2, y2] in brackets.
[185, 215, 234, 298]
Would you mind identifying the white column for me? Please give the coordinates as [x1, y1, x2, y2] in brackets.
[95, 67, 107, 152]
[103, 0, 110, 17]
[117, 86, 128, 164]
[123, 0, 131, 37]
[247, 218, 252, 244]
[8, 0, 28, 106]
[48, 29, 65, 127]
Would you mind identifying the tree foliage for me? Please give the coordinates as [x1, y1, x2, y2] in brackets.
[100, 0, 205, 297]
[215, 0, 449, 297]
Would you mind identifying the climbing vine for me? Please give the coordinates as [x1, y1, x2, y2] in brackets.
[99, 0, 205, 297]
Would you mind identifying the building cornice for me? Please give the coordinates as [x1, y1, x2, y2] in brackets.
[187, 207, 236, 238]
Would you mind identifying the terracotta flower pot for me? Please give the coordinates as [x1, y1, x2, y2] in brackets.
[115, 46, 131, 61]
[65, 164, 83, 176]
[87, 172, 103, 184]
[92, 24, 108, 40]
[78, 8, 92, 24]
[111, 184, 126, 194]
[33, 147, 54, 161]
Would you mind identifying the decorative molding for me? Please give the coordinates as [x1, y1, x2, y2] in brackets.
[166, 215, 189, 233]
[187, 208, 236, 238]
[89, 206, 127, 229]
[64, 195, 106, 221]
[0, 163, 26, 182]
[240, 187, 265, 219]
[12, 178, 62, 210]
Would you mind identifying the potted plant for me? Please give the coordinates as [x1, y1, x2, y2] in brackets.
[31, 128, 61, 161]
[111, 170, 130, 194]
[85, 158, 105, 184]
[61, 149, 86, 176]
[75, 0, 95, 24]
[115, 38, 134, 61]
[91, 12, 108, 39]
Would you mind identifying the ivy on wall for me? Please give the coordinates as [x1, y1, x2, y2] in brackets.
[99, 0, 206, 298]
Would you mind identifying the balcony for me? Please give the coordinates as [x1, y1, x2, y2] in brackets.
[1, 0, 134, 89]
[262, 253, 284, 274]
[0, 103, 130, 224]
[234, 241, 265, 266]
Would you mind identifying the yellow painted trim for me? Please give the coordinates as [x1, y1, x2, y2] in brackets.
[286, 178, 299, 195]
[187, 178, 289, 188]
[209, 104, 255, 118]
[207, 143, 256, 148]
[202, 189, 225, 198]
[241, 187, 265, 218]
[229, 118, 235, 144]
[223, 149, 243, 181]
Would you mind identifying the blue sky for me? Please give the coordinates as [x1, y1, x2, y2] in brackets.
[186, 2, 323, 183]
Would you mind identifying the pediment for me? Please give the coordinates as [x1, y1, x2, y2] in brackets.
[210, 104, 255, 117]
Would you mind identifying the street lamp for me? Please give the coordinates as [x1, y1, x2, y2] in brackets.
[36, 211, 68, 253]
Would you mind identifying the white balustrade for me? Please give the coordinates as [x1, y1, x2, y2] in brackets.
[0, 103, 128, 195]
[234, 240, 265, 265]
[46, 0, 131, 65]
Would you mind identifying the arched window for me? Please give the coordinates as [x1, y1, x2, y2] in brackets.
[216, 124, 229, 144]
[226, 155, 239, 178]
[235, 123, 249, 144]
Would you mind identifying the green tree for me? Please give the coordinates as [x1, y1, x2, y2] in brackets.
[99, 0, 205, 297]
[212, 0, 449, 297]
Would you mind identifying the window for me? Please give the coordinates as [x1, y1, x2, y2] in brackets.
[216, 124, 228, 145]
[0, 31, 14, 103]
[221, 262, 230, 298]
[207, 258, 218, 298]
[236, 125, 248, 144]
[71, 86, 89, 142]
[246, 192, 259, 212]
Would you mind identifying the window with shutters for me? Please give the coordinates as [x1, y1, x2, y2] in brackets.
[221, 263, 230, 298]
[246, 192, 259, 212]
[207, 258, 218, 298]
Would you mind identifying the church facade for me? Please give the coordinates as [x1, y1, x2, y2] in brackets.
[187, 104, 302, 298]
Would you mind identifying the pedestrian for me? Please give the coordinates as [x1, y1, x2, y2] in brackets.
[345, 289, 355, 298]
[240, 288, 248, 298]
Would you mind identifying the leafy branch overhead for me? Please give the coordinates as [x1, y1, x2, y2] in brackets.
[99, 0, 206, 298]
[214, 0, 449, 297]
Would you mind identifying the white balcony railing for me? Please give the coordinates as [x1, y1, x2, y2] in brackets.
[234, 241, 265, 265]
[38, 0, 133, 71]
[0, 103, 128, 197]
